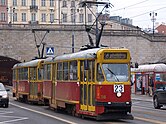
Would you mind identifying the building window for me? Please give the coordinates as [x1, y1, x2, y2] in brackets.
[0, 0, 6, 5]
[13, 13, 17, 22]
[41, 0, 46, 6]
[62, 13, 67, 23]
[62, 0, 67, 7]
[0, 13, 6, 21]
[71, 14, 75, 23]
[31, 0, 36, 6]
[79, 14, 84, 23]
[13, 0, 17, 6]
[31, 13, 36, 21]
[88, 14, 92, 22]
[50, 13, 54, 23]
[21, 0, 26, 6]
[50, 0, 54, 7]
[71, 0, 75, 7]
[41, 13, 46, 22]
[21, 13, 26, 22]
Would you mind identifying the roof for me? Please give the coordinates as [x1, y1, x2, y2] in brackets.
[13, 59, 44, 68]
[134, 64, 166, 72]
[54, 48, 101, 61]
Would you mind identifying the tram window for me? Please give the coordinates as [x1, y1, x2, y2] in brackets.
[34, 68, 37, 80]
[30, 67, 37, 80]
[43, 65, 47, 80]
[87, 60, 95, 82]
[18, 68, 24, 80]
[80, 61, 84, 82]
[38, 68, 43, 80]
[69, 61, 77, 80]
[18, 69, 20, 80]
[12, 70, 16, 80]
[24, 68, 28, 80]
[97, 64, 104, 82]
[44, 64, 51, 80]
[47, 64, 51, 80]
[92, 61, 95, 82]
[57, 62, 63, 80]
[63, 62, 69, 80]
[88, 61, 92, 82]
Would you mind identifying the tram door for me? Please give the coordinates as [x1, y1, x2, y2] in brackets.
[29, 67, 37, 99]
[51, 63, 56, 106]
[80, 60, 95, 112]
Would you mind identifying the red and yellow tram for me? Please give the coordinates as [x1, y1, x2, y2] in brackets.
[12, 59, 44, 103]
[12, 47, 133, 120]
[43, 47, 133, 120]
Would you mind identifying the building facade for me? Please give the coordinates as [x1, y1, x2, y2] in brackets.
[156, 24, 166, 35]
[5, 0, 96, 25]
[0, 0, 8, 24]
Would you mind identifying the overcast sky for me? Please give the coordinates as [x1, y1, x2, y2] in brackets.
[100, 0, 166, 29]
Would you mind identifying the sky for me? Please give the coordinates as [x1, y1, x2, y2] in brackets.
[99, 0, 166, 29]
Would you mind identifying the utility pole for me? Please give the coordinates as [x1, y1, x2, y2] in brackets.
[150, 12, 157, 36]
[71, 6, 76, 53]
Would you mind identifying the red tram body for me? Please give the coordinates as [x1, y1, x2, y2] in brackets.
[13, 48, 133, 120]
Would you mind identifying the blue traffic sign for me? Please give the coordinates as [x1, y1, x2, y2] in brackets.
[46, 47, 54, 55]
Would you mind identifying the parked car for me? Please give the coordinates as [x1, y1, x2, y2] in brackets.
[153, 83, 166, 109]
[0, 83, 9, 108]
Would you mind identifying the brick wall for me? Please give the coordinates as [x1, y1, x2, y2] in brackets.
[0, 25, 166, 65]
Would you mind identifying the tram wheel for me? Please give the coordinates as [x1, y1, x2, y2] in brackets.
[71, 106, 76, 116]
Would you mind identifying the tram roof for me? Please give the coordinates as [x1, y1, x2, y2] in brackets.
[133, 64, 166, 72]
[13, 59, 44, 68]
[54, 48, 101, 61]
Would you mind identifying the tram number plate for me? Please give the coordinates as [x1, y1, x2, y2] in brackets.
[114, 84, 124, 93]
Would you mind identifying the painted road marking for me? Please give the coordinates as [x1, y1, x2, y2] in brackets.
[0, 110, 28, 123]
[0, 116, 28, 124]
[10, 103, 78, 124]
[9, 102, 166, 124]
[135, 117, 165, 124]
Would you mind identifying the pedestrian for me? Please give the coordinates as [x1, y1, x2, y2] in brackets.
[149, 77, 154, 96]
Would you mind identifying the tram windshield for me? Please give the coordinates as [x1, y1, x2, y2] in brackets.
[102, 63, 129, 82]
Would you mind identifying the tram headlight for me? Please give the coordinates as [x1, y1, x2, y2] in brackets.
[116, 92, 122, 97]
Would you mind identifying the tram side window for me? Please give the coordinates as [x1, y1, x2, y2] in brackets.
[63, 62, 69, 80]
[18, 69, 21, 80]
[69, 61, 77, 80]
[30, 67, 37, 80]
[97, 64, 104, 82]
[80, 61, 84, 82]
[43, 64, 51, 80]
[12, 70, 16, 80]
[38, 68, 43, 80]
[88, 60, 95, 82]
[23, 68, 28, 80]
[47, 64, 51, 80]
[57, 62, 63, 80]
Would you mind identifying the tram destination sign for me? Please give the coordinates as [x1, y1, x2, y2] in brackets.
[104, 52, 127, 59]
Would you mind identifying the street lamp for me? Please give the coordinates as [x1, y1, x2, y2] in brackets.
[150, 12, 157, 35]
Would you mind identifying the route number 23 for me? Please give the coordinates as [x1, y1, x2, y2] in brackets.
[114, 84, 124, 93]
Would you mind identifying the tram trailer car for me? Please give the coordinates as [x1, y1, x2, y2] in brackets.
[43, 48, 133, 120]
[12, 59, 45, 103]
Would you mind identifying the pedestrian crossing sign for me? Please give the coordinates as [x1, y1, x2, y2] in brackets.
[46, 47, 54, 55]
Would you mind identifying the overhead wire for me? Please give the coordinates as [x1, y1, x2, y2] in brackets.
[111, 0, 150, 12]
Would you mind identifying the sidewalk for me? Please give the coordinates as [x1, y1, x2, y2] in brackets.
[131, 93, 153, 102]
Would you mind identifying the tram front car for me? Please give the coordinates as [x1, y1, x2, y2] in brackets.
[95, 48, 133, 120]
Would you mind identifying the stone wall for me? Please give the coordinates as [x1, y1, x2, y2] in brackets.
[0, 24, 166, 65]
